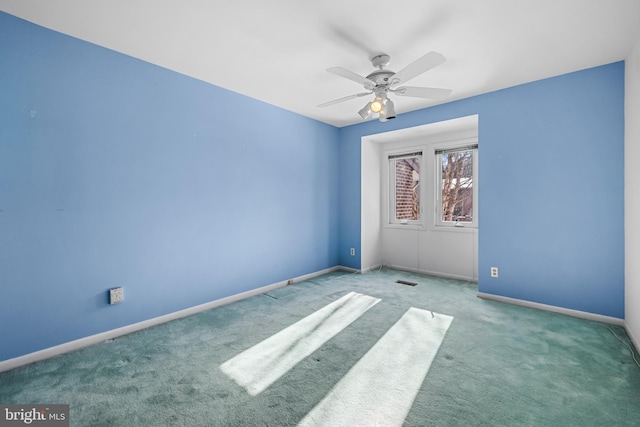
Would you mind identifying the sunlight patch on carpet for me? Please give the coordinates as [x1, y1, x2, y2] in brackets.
[220, 292, 381, 396]
[298, 307, 453, 427]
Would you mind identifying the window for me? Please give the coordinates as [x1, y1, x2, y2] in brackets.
[436, 145, 477, 227]
[389, 151, 422, 224]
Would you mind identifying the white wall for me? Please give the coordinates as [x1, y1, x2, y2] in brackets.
[625, 37, 640, 349]
[361, 136, 383, 271]
[362, 116, 479, 281]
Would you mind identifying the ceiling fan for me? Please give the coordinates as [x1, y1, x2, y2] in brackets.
[318, 52, 452, 122]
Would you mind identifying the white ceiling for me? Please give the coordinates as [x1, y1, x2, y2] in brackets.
[1, 0, 639, 127]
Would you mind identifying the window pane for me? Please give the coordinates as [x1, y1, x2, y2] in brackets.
[395, 157, 420, 221]
[441, 150, 473, 222]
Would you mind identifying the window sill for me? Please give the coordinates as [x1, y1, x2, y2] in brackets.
[385, 222, 425, 230]
[430, 225, 477, 233]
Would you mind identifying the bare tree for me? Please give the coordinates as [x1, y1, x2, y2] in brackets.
[441, 151, 473, 221]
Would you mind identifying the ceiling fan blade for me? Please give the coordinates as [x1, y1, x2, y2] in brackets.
[327, 67, 374, 90]
[317, 92, 372, 108]
[394, 86, 452, 99]
[389, 52, 446, 86]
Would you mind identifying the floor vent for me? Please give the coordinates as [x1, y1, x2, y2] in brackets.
[396, 280, 418, 287]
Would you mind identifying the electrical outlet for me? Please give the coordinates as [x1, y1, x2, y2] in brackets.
[490, 267, 499, 278]
[109, 287, 124, 304]
[350, 248, 355, 256]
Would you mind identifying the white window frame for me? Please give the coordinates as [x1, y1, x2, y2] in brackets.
[387, 150, 424, 227]
[434, 139, 478, 228]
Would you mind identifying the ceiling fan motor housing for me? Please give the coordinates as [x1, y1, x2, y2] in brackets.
[366, 53, 396, 86]
[366, 69, 395, 86]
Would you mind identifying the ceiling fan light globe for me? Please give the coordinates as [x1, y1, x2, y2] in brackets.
[370, 97, 383, 113]
[382, 98, 396, 119]
[358, 103, 373, 119]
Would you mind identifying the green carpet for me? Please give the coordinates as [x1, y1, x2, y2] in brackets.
[1, 268, 639, 426]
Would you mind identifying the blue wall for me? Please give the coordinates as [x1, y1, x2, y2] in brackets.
[0, 13, 340, 361]
[0, 11, 625, 362]
[338, 62, 625, 319]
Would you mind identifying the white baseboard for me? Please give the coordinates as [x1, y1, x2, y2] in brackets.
[380, 264, 478, 283]
[336, 265, 360, 274]
[359, 264, 380, 273]
[477, 292, 624, 326]
[624, 321, 640, 354]
[0, 266, 345, 373]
